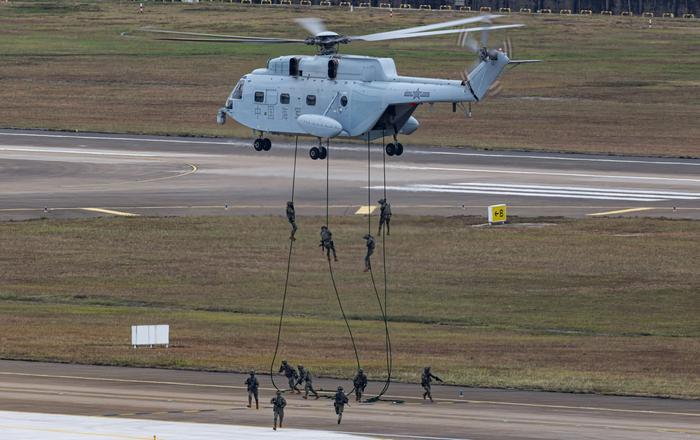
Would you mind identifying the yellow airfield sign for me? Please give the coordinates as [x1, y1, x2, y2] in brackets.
[488, 204, 507, 224]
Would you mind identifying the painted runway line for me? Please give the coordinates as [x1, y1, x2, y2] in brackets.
[369, 183, 700, 202]
[81, 208, 139, 217]
[588, 207, 656, 216]
[385, 165, 700, 183]
[1, 131, 698, 168]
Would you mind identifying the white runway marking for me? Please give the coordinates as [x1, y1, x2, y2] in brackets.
[369, 183, 700, 202]
[1, 132, 698, 168]
[0, 411, 374, 440]
[0, 132, 248, 148]
[416, 150, 700, 166]
[385, 165, 700, 184]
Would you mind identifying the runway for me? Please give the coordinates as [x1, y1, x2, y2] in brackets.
[0, 129, 698, 220]
[0, 360, 698, 440]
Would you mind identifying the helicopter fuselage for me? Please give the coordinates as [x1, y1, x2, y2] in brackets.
[220, 52, 508, 140]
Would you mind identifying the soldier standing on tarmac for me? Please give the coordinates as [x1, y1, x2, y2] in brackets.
[421, 366, 443, 402]
[299, 365, 320, 400]
[279, 360, 301, 393]
[271, 390, 287, 431]
[378, 199, 392, 236]
[363, 234, 375, 272]
[286, 201, 297, 241]
[334, 386, 349, 424]
[245, 370, 259, 409]
[352, 368, 368, 402]
[320, 226, 338, 262]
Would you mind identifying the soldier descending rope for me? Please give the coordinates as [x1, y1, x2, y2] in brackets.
[320, 225, 338, 262]
[378, 198, 392, 236]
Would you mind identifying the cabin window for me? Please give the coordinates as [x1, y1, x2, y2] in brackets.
[280, 93, 290, 104]
[232, 81, 244, 99]
[340, 95, 348, 107]
[289, 57, 300, 76]
[306, 95, 316, 106]
[254, 91, 264, 103]
[328, 59, 339, 80]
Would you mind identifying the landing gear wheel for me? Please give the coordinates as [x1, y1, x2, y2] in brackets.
[253, 138, 263, 151]
[395, 142, 404, 156]
[262, 138, 272, 151]
[319, 146, 328, 160]
[385, 143, 396, 156]
[309, 147, 320, 160]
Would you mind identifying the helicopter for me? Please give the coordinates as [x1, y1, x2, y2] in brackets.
[142, 15, 538, 160]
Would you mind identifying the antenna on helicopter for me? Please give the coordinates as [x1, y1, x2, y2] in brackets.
[133, 15, 524, 56]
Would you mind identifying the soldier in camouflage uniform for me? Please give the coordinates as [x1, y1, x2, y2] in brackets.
[352, 368, 368, 402]
[279, 360, 301, 393]
[378, 199, 392, 236]
[421, 366, 443, 402]
[298, 365, 320, 400]
[363, 234, 375, 272]
[334, 385, 349, 424]
[286, 201, 297, 241]
[271, 390, 287, 431]
[245, 370, 259, 409]
[320, 225, 338, 262]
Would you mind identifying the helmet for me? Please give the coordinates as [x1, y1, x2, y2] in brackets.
[424, 366, 431, 371]
[337, 386, 343, 391]
[250, 370, 255, 375]
[287, 201, 293, 206]
[321, 225, 327, 230]
[378, 198, 385, 204]
[358, 368, 363, 373]
[298, 364, 304, 369]
[282, 360, 288, 364]
[363, 234, 370, 240]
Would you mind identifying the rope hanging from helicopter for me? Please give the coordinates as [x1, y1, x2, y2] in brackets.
[269, 137, 299, 391]
[323, 138, 362, 378]
[365, 132, 394, 402]
[270, 136, 395, 399]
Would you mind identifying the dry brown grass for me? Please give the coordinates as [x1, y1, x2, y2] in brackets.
[0, 2, 699, 156]
[0, 215, 698, 397]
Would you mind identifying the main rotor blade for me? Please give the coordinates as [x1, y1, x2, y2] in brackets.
[295, 17, 327, 36]
[356, 24, 524, 42]
[136, 28, 305, 42]
[153, 37, 305, 44]
[354, 14, 501, 41]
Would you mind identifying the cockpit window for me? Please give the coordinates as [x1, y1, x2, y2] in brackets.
[232, 81, 244, 99]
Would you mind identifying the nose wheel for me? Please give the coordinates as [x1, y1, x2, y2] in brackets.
[385, 142, 404, 157]
[309, 146, 327, 160]
[253, 138, 272, 152]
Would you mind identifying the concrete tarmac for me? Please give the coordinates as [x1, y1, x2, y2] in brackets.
[0, 129, 699, 220]
[0, 360, 698, 440]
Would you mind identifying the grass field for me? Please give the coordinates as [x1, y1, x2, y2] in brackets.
[0, 2, 699, 156]
[0, 215, 698, 398]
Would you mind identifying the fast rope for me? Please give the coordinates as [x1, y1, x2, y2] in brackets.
[269, 136, 299, 391]
[324, 138, 362, 377]
[365, 132, 393, 402]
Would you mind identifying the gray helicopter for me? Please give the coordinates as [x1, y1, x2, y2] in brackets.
[145, 15, 537, 160]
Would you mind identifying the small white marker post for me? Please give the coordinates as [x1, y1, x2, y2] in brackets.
[487, 204, 507, 225]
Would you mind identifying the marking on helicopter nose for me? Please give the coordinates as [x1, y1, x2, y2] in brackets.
[355, 205, 377, 215]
